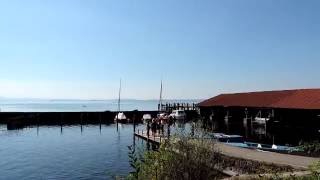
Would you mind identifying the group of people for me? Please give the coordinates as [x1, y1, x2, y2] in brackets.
[146, 118, 165, 136]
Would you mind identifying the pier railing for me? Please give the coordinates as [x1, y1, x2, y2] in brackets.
[158, 103, 198, 112]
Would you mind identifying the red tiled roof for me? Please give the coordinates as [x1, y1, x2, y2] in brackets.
[198, 89, 320, 110]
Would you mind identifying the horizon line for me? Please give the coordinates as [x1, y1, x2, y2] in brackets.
[0, 97, 202, 101]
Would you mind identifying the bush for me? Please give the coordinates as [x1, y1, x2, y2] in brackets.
[127, 121, 226, 180]
[133, 137, 224, 180]
[127, 121, 295, 180]
[298, 141, 320, 156]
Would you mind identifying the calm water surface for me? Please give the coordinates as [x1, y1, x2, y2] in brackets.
[0, 99, 199, 112]
[0, 124, 144, 180]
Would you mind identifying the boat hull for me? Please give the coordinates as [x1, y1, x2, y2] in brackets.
[114, 113, 128, 123]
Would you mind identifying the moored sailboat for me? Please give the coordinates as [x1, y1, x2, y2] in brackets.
[114, 79, 128, 123]
[157, 80, 169, 122]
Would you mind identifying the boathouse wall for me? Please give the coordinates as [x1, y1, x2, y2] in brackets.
[200, 106, 320, 145]
[198, 89, 320, 145]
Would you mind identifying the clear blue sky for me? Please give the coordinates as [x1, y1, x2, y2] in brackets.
[0, 0, 319, 100]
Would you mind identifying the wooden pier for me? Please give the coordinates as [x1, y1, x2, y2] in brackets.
[158, 103, 198, 112]
[134, 129, 167, 145]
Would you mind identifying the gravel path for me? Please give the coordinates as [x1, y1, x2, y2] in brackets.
[216, 143, 320, 170]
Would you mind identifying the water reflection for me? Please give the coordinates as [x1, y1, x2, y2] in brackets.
[0, 124, 143, 180]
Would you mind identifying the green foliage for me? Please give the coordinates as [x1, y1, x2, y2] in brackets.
[298, 141, 320, 156]
[128, 133, 224, 180]
[308, 161, 320, 179]
[217, 154, 293, 175]
[127, 120, 294, 180]
[238, 175, 319, 180]
[127, 145, 143, 180]
[264, 161, 320, 180]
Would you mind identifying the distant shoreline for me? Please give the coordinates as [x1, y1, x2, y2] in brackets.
[0, 97, 203, 101]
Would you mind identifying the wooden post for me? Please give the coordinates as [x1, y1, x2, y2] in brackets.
[250, 116, 253, 136]
[80, 113, 83, 125]
[80, 113, 83, 133]
[37, 113, 40, 136]
[225, 110, 229, 133]
[133, 115, 136, 133]
[117, 120, 119, 132]
[210, 110, 214, 131]
[60, 113, 63, 126]
[265, 118, 267, 136]
[99, 113, 102, 132]
[37, 113, 40, 126]
[60, 113, 64, 134]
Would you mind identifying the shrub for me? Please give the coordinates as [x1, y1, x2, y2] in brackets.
[135, 137, 224, 180]
[298, 141, 320, 156]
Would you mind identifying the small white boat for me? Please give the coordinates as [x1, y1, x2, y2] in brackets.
[142, 114, 152, 123]
[208, 133, 300, 153]
[272, 144, 278, 150]
[254, 117, 269, 124]
[114, 112, 127, 123]
[114, 79, 129, 123]
[169, 110, 187, 120]
[157, 113, 169, 121]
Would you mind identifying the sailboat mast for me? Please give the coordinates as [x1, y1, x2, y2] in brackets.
[159, 80, 163, 111]
[118, 79, 122, 112]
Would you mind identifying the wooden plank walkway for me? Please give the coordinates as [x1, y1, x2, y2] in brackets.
[134, 130, 167, 144]
[134, 130, 320, 170]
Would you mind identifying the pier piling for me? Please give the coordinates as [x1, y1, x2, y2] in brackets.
[1, 110, 159, 130]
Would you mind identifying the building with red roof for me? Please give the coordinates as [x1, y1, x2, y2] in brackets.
[199, 89, 320, 110]
[198, 89, 320, 145]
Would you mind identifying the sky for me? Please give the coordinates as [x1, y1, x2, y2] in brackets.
[0, 0, 319, 100]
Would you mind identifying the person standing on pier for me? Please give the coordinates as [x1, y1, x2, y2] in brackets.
[160, 119, 164, 135]
[151, 118, 156, 136]
[167, 123, 171, 138]
[156, 118, 160, 135]
[146, 120, 150, 138]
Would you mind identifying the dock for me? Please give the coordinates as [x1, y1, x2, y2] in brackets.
[158, 102, 198, 112]
[0, 111, 159, 130]
[134, 129, 167, 145]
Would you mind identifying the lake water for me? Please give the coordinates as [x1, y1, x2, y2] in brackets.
[0, 124, 145, 180]
[0, 122, 195, 180]
[0, 99, 199, 112]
